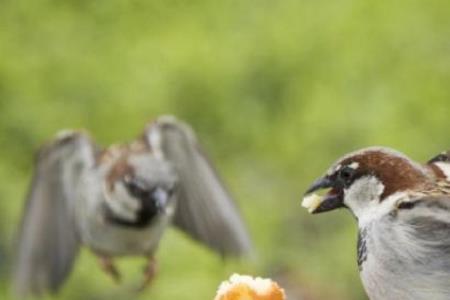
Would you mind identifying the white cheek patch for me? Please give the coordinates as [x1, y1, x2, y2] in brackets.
[344, 176, 385, 205]
[435, 162, 450, 180]
[103, 182, 141, 221]
[343, 176, 385, 224]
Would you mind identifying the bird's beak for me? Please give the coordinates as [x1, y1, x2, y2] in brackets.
[153, 187, 169, 212]
[302, 177, 344, 214]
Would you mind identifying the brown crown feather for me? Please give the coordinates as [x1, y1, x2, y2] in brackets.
[101, 139, 151, 191]
[339, 150, 433, 200]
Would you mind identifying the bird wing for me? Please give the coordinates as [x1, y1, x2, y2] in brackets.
[14, 131, 97, 297]
[144, 116, 252, 256]
[398, 195, 450, 257]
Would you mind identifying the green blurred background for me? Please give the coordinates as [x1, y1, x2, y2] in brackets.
[1, 0, 450, 299]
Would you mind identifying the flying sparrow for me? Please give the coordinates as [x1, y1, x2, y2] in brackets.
[14, 115, 252, 297]
[302, 147, 450, 300]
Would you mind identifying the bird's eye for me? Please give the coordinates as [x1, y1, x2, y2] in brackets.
[339, 166, 355, 183]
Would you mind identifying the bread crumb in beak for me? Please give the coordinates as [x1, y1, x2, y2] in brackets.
[302, 193, 323, 213]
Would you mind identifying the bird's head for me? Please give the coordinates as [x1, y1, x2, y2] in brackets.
[103, 153, 177, 227]
[303, 147, 432, 223]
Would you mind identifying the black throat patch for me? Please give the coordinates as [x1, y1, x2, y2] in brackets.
[102, 202, 159, 229]
[357, 228, 368, 271]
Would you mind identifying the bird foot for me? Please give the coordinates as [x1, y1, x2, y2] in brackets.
[137, 257, 157, 292]
[98, 256, 121, 284]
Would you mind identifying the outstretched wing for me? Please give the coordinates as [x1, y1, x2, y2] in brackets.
[14, 131, 97, 297]
[144, 116, 252, 256]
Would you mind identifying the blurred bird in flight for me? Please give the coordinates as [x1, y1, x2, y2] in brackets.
[14, 115, 252, 297]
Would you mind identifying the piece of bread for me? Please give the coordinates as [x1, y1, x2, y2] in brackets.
[214, 274, 286, 300]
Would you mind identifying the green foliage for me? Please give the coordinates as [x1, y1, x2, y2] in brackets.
[1, 0, 449, 299]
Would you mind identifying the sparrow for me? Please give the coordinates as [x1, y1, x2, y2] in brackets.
[14, 115, 252, 298]
[302, 147, 450, 300]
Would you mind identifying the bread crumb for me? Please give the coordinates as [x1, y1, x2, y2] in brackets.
[302, 193, 323, 213]
[215, 274, 286, 300]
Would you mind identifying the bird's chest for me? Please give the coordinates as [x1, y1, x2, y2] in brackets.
[75, 183, 173, 256]
[83, 211, 171, 256]
[359, 221, 450, 300]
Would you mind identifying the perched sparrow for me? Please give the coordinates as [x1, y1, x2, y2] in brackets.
[14, 116, 252, 297]
[302, 147, 450, 300]
[427, 150, 450, 181]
